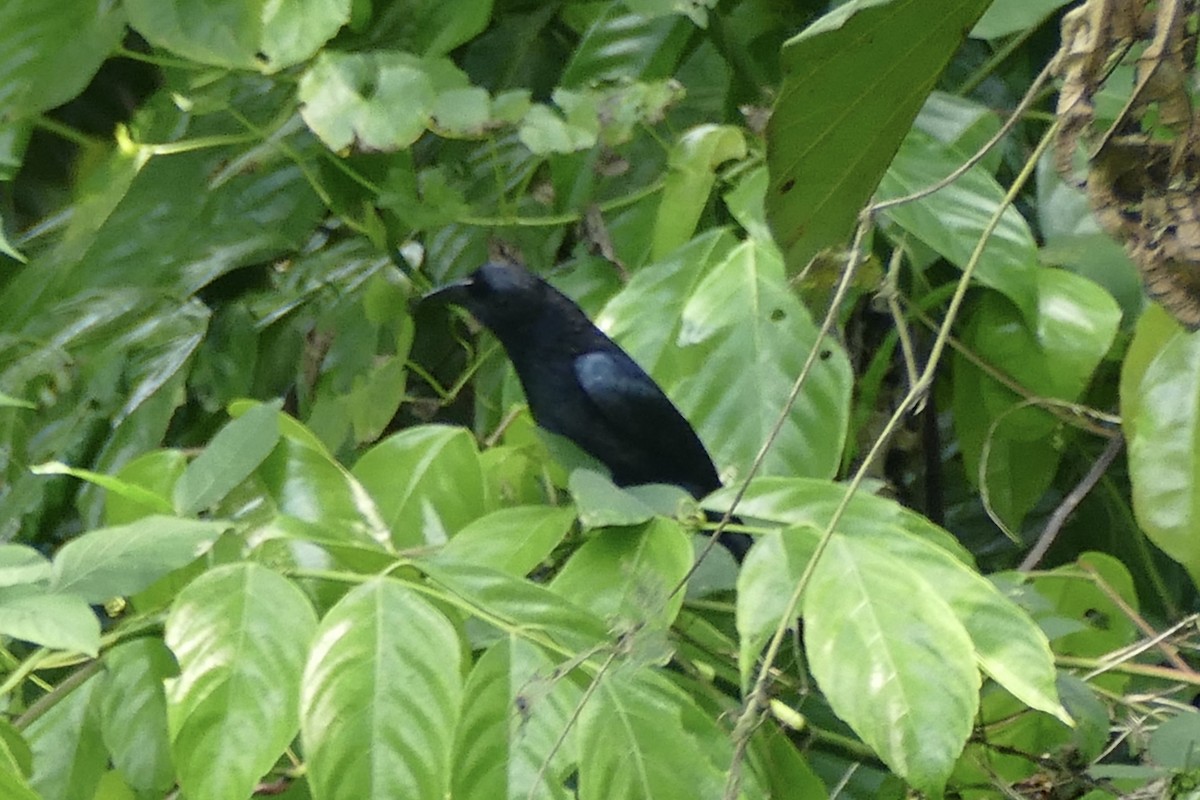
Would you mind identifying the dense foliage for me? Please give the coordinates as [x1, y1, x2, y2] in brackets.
[3, 0, 1200, 798]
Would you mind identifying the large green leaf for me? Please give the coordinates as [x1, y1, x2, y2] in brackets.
[596, 229, 738, 375]
[578, 669, 729, 800]
[1120, 307, 1200, 586]
[805, 534, 979, 797]
[670, 240, 853, 481]
[451, 637, 583, 800]
[767, 0, 993, 271]
[301, 578, 463, 800]
[727, 479, 1065, 746]
[126, 0, 349, 71]
[165, 563, 317, 800]
[50, 516, 229, 604]
[352, 425, 487, 548]
[97, 639, 177, 796]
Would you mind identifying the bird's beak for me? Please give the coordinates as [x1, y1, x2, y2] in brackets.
[420, 276, 474, 307]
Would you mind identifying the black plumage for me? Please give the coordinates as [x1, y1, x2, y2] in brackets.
[424, 262, 750, 562]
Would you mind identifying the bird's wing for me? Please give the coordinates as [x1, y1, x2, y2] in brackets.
[573, 350, 720, 494]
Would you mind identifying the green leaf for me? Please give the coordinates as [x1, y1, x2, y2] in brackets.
[651, 125, 747, 260]
[436, 505, 575, 577]
[26, 673, 105, 800]
[0, 391, 34, 409]
[0, 545, 50, 588]
[451, 637, 584, 800]
[1121, 306, 1200, 586]
[0, 587, 99, 656]
[767, 0, 993, 271]
[805, 535, 980, 797]
[299, 52, 465, 151]
[353, 425, 486, 548]
[1148, 711, 1200, 770]
[126, 0, 349, 71]
[257, 435, 393, 557]
[165, 563, 317, 800]
[551, 517, 692, 628]
[104, 450, 188, 525]
[50, 516, 228, 604]
[749, 726, 829, 800]
[971, 0, 1071, 39]
[420, 562, 610, 654]
[561, 7, 690, 88]
[173, 400, 281, 515]
[301, 579, 463, 800]
[518, 101, 598, 155]
[0, 715, 31, 777]
[31, 461, 173, 517]
[568, 469, 655, 528]
[671, 240, 853, 481]
[98, 639, 177, 795]
[0, 0, 125, 119]
[879, 128, 1038, 313]
[955, 268, 1121, 531]
[596, 230, 738, 376]
[736, 527, 818, 686]
[578, 669, 729, 799]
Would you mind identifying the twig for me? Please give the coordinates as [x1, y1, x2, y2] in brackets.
[1018, 435, 1124, 570]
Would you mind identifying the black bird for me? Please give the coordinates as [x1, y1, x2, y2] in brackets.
[424, 262, 751, 562]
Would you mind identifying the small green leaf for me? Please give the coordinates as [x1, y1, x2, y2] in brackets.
[736, 527, 818, 686]
[50, 516, 228, 604]
[299, 52, 463, 151]
[420, 562, 609, 653]
[301, 579, 463, 800]
[104, 450, 188, 525]
[568, 470, 655, 529]
[173, 401, 281, 515]
[165, 563, 317, 800]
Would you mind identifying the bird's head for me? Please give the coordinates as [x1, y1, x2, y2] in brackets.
[422, 262, 544, 334]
